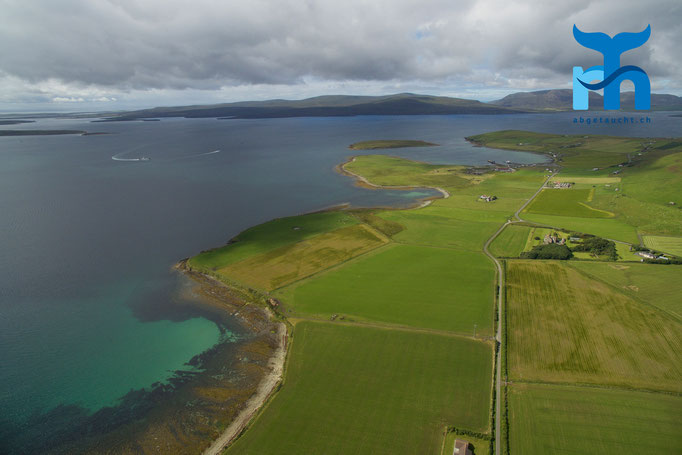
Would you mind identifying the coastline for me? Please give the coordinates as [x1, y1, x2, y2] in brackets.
[335, 156, 450, 209]
[201, 322, 287, 455]
[175, 261, 289, 455]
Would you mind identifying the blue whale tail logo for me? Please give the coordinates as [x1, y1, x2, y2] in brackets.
[572, 25, 651, 110]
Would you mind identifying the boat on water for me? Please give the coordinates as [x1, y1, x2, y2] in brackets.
[139, 157, 151, 161]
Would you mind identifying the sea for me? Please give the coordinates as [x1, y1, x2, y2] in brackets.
[0, 111, 679, 452]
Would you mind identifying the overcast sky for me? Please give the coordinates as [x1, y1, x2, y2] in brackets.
[0, 0, 680, 111]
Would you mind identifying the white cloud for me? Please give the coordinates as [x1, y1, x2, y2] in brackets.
[0, 0, 679, 110]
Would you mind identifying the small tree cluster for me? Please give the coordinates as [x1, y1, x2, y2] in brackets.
[520, 243, 573, 260]
[572, 236, 618, 261]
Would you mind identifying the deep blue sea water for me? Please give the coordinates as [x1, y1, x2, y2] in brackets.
[0, 111, 679, 450]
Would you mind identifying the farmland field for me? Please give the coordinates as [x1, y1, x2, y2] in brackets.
[378, 208, 502, 252]
[279, 244, 495, 335]
[218, 224, 387, 290]
[568, 261, 682, 319]
[519, 212, 639, 243]
[489, 224, 531, 257]
[508, 383, 682, 455]
[506, 260, 682, 392]
[642, 235, 682, 256]
[228, 322, 492, 455]
[524, 188, 613, 218]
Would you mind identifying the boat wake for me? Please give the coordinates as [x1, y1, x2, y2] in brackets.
[166, 149, 221, 161]
[112, 149, 220, 162]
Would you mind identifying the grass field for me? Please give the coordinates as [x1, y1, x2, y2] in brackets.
[508, 383, 682, 455]
[218, 224, 388, 291]
[280, 244, 495, 335]
[489, 224, 532, 257]
[189, 211, 359, 270]
[568, 261, 682, 319]
[524, 188, 613, 218]
[378, 208, 503, 252]
[228, 322, 492, 455]
[520, 213, 639, 244]
[642, 235, 682, 256]
[344, 155, 470, 189]
[506, 260, 682, 392]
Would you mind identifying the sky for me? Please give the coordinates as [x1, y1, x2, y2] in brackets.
[0, 0, 680, 112]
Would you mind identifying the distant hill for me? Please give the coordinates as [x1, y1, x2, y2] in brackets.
[98, 93, 526, 121]
[490, 89, 682, 111]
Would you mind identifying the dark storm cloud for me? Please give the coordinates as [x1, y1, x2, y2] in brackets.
[0, 0, 680, 103]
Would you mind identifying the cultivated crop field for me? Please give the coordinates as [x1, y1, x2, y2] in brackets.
[568, 261, 682, 319]
[228, 322, 492, 455]
[279, 243, 495, 335]
[524, 188, 613, 218]
[506, 260, 682, 392]
[218, 224, 387, 290]
[377, 207, 503, 252]
[489, 224, 531, 257]
[642, 235, 682, 256]
[508, 383, 682, 455]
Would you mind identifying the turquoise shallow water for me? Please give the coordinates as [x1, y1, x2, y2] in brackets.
[1, 112, 677, 451]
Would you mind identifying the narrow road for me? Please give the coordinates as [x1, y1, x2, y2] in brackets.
[483, 171, 555, 455]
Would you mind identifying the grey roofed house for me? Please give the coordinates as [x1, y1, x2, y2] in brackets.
[453, 439, 472, 455]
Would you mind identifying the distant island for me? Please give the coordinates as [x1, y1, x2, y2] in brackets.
[0, 120, 35, 126]
[349, 140, 438, 150]
[0, 129, 86, 136]
[0, 130, 108, 136]
[89, 91, 682, 122]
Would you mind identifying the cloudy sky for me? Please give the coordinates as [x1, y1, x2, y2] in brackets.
[0, 0, 680, 111]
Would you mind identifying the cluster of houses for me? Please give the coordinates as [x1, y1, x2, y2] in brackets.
[544, 234, 566, 245]
[549, 181, 572, 189]
[479, 195, 497, 202]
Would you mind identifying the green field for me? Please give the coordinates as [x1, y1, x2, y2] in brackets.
[520, 212, 639, 244]
[506, 260, 682, 392]
[524, 188, 613, 218]
[280, 244, 495, 335]
[489, 224, 532, 257]
[189, 211, 359, 270]
[508, 383, 682, 455]
[228, 322, 492, 455]
[218, 224, 387, 290]
[349, 139, 437, 150]
[642, 235, 682, 256]
[378, 208, 502, 252]
[567, 261, 682, 319]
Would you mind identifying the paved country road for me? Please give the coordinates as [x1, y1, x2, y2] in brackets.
[482, 170, 555, 455]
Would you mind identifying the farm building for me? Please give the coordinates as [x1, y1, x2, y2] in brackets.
[550, 181, 572, 189]
[479, 195, 497, 202]
[544, 234, 565, 245]
[453, 439, 472, 455]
